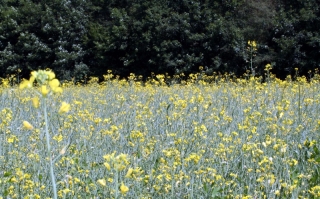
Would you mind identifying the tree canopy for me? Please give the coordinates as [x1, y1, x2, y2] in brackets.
[0, 0, 319, 81]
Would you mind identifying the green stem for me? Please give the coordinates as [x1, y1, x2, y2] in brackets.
[250, 51, 253, 73]
[250, 47, 255, 77]
[43, 98, 58, 199]
[298, 83, 301, 123]
[115, 171, 119, 199]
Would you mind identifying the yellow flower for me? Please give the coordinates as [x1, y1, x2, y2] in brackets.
[104, 162, 111, 171]
[49, 79, 60, 91]
[252, 41, 257, 48]
[309, 185, 320, 197]
[53, 134, 63, 142]
[32, 97, 40, 108]
[59, 102, 70, 114]
[7, 137, 14, 143]
[46, 70, 55, 80]
[23, 121, 33, 130]
[248, 40, 256, 47]
[53, 87, 63, 93]
[19, 80, 32, 89]
[29, 75, 35, 83]
[97, 179, 106, 187]
[248, 40, 257, 50]
[31, 71, 38, 79]
[120, 182, 129, 195]
[125, 168, 133, 178]
[265, 63, 272, 71]
[62, 188, 71, 194]
[41, 85, 49, 96]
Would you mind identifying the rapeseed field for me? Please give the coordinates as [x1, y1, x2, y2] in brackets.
[1, 67, 320, 198]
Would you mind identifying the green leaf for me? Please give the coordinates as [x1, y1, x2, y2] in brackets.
[38, 174, 43, 181]
[3, 171, 12, 177]
[203, 182, 208, 193]
[4, 189, 8, 196]
[211, 187, 221, 198]
[313, 146, 320, 155]
[166, 104, 171, 111]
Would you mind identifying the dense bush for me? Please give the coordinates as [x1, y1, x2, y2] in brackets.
[0, 0, 319, 80]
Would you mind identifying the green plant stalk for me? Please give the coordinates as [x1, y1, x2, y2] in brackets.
[250, 50, 253, 75]
[171, 161, 175, 198]
[43, 97, 58, 199]
[249, 46, 255, 77]
[115, 170, 119, 199]
[298, 83, 301, 123]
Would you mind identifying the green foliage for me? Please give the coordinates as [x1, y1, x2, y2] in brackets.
[0, 0, 89, 80]
[271, 0, 320, 77]
[0, 0, 319, 79]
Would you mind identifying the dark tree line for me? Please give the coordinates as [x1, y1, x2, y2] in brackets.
[0, 0, 319, 81]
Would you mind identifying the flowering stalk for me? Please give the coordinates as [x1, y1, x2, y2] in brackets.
[20, 69, 69, 199]
[247, 40, 257, 77]
[43, 97, 58, 199]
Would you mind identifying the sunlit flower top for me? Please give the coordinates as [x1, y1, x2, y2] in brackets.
[247, 40, 258, 53]
[120, 182, 129, 195]
[19, 69, 63, 96]
[248, 40, 257, 48]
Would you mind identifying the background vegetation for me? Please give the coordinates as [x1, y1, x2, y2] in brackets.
[0, 0, 319, 80]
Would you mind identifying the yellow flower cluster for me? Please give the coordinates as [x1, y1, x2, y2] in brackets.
[103, 152, 129, 171]
[19, 69, 62, 96]
[248, 40, 257, 49]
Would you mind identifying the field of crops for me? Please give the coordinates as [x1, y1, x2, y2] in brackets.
[1, 69, 320, 198]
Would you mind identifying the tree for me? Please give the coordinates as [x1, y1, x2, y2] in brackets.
[0, 0, 89, 80]
[271, 0, 320, 78]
